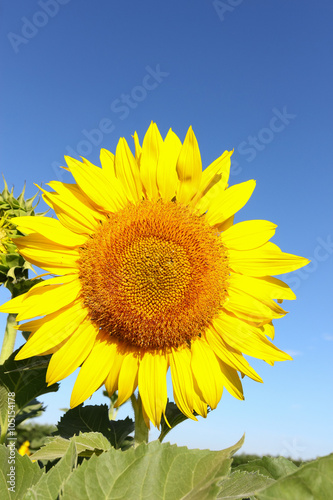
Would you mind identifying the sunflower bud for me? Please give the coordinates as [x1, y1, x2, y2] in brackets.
[0, 178, 43, 292]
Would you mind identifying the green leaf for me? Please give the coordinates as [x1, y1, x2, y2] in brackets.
[0, 386, 9, 435]
[23, 441, 77, 500]
[11, 278, 44, 298]
[215, 471, 275, 499]
[56, 404, 112, 439]
[0, 349, 58, 409]
[0, 444, 43, 500]
[0, 349, 58, 441]
[234, 455, 298, 479]
[56, 404, 134, 449]
[257, 453, 333, 500]
[15, 399, 45, 426]
[31, 432, 111, 461]
[61, 437, 244, 499]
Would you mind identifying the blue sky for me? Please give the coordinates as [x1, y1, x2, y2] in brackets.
[0, 0, 332, 460]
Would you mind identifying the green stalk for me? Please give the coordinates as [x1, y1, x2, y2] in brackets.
[0, 313, 17, 365]
[0, 418, 8, 445]
[131, 393, 149, 447]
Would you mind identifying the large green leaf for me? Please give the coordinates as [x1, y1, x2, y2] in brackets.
[107, 418, 134, 449]
[23, 441, 77, 500]
[257, 453, 333, 500]
[0, 349, 58, 410]
[215, 471, 274, 499]
[0, 444, 43, 500]
[0, 350, 58, 441]
[31, 432, 111, 461]
[56, 404, 112, 438]
[56, 404, 134, 449]
[61, 437, 244, 499]
[234, 455, 298, 479]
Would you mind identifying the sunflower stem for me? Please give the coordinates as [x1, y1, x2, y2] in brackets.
[0, 313, 17, 365]
[131, 393, 149, 446]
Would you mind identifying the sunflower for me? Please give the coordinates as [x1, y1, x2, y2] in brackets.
[0, 123, 308, 427]
[18, 440, 31, 457]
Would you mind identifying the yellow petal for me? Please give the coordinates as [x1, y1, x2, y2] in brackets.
[138, 351, 168, 428]
[205, 180, 256, 226]
[0, 293, 25, 314]
[116, 351, 139, 406]
[213, 313, 292, 362]
[65, 156, 128, 212]
[45, 182, 104, 232]
[200, 150, 232, 194]
[100, 148, 115, 178]
[104, 342, 125, 396]
[17, 318, 43, 334]
[260, 321, 275, 340]
[190, 337, 223, 409]
[156, 128, 182, 200]
[133, 131, 142, 164]
[14, 278, 77, 333]
[222, 220, 277, 250]
[15, 300, 87, 359]
[15, 234, 79, 274]
[229, 273, 289, 314]
[0, 275, 77, 316]
[230, 274, 296, 302]
[15, 279, 81, 321]
[176, 126, 202, 205]
[169, 347, 197, 421]
[225, 285, 286, 323]
[139, 122, 163, 200]
[194, 150, 232, 210]
[205, 328, 262, 382]
[115, 138, 142, 202]
[12, 216, 87, 247]
[48, 180, 102, 210]
[228, 243, 310, 276]
[43, 196, 92, 235]
[217, 358, 244, 400]
[26, 273, 78, 291]
[216, 214, 234, 232]
[192, 388, 208, 418]
[70, 331, 116, 408]
[46, 320, 98, 385]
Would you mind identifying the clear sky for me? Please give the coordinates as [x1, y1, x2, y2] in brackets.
[0, 0, 332, 460]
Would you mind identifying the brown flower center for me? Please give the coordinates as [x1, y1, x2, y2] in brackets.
[78, 200, 229, 350]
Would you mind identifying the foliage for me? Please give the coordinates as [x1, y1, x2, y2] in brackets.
[55, 404, 134, 450]
[232, 453, 308, 469]
[1, 435, 332, 499]
[0, 349, 59, 444]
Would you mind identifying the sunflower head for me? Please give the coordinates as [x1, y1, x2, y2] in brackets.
[0, 123, 309, 427]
